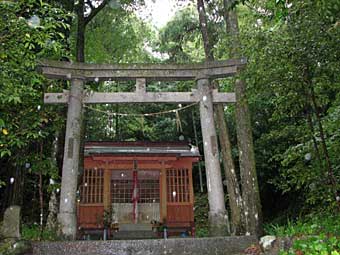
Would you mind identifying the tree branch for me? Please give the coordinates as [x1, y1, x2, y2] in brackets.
[243, 2, 273, 17]
[84, 0, 108, 26]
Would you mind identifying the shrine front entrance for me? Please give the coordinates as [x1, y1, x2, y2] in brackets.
[110, 170, 160, 225]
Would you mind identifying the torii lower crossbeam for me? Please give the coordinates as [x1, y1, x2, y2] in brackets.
[44, 90, 235, 104]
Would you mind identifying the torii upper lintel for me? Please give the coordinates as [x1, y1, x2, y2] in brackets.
[38, 58, 246, 81]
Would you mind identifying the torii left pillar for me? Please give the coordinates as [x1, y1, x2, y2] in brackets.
[58, 77, 85, 239]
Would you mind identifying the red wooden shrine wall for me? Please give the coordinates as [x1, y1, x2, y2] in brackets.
[77, 148, 199, 235]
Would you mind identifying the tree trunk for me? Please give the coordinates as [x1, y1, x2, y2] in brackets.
[303, 67, 339, 204]
[39, 143, 44, 237]
[223, 0, 240, 58]
[304, 100, 322, 165]
[76, 0, 85, 63]
[223, 0, 263, 236]
[215, 106, 244, 234]
[38, 170, 44, 237]
[3, 163, 24, 209]
[76, 0, 86, 197]
[197, 0, 214, 60]
[197, 0, 244, 234]
[46, 191, 58, 231]
[235, 78, 262, 236]
[46, 133, 60, 231]
[192, 111, 204, 193]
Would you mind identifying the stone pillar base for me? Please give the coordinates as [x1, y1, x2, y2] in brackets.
[57, 212, 77, 240]
[209, 211, 230, 236]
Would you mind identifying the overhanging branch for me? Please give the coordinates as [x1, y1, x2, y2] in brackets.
[85, 0, 108, 26]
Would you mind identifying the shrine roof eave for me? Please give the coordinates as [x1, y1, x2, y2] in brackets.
[84, 145, 200, 158]
[37, 58, 247, 81]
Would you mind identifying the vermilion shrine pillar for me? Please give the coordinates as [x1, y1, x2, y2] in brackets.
[197, 76, 230, 236]
[58, 77, 85, 239]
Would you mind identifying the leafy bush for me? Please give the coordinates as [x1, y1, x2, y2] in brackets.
[22, 224, 60, 241]
[281, 235, 340, 255]
[265, 212, 340, 237]
[265, 212, 340, 255]
[194, 192, 209, 237]
[195, 227, 209, 238]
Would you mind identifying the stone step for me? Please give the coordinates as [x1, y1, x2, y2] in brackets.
[119, 223, 153, 231]
[111, 230, 158, 240]
[32, 236, 258, 255]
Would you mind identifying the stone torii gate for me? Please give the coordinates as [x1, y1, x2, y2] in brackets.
[39, 58, 246, 239]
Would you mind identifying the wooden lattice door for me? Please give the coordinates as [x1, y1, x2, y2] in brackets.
[111, 170, 160, 224]
[166, 168, 194, 225]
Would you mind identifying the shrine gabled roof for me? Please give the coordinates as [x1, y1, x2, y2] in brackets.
[84, 141, 200, 157]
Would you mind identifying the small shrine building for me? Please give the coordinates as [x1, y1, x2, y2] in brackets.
[77, 141, 200, 238]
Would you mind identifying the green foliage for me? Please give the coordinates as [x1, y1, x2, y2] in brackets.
[281, 235, 340, 255]
[0, 239, 32, 255]
[22, 224, 60, 241]
[103, 209, 113, 228]
[0, 241, 12, 255]
[265, 212, 340, 255]
[194, 192, 209, 237]
[158, 7, 203, 62]
[85, 6, 157, 64]
[0, 0, 70, 220]
[239, 0, 340, 212]
[28, 153, 59, 177]
[265, 212, 340, 237]
[0, 0, 70, 158]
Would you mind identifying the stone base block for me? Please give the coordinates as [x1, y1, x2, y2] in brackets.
[32, 236, 257, 255]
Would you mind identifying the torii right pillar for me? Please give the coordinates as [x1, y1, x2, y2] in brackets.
[197, 76, 230, 236]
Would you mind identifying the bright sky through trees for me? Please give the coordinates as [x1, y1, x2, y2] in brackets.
[137, 0, 191, 28]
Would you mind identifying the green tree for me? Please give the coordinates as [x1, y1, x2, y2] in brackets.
[240, 0, 340, 211]
[0, 0, 70, 215]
